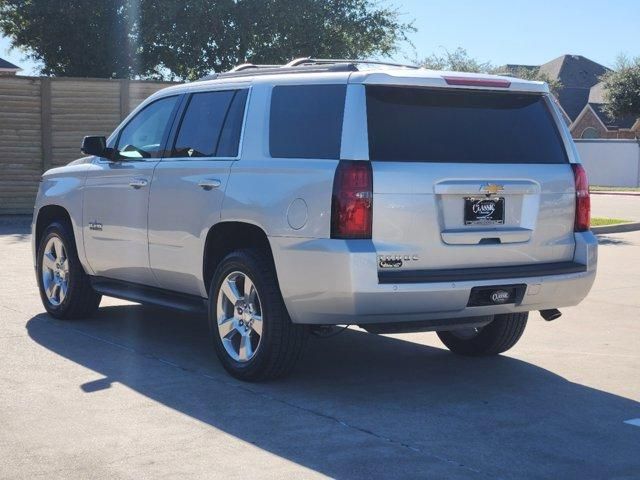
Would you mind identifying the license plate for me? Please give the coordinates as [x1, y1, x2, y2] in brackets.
[464, 197, 505, 225]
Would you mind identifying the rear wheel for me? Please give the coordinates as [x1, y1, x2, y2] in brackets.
[209, 249, 308, 381]
[36, 221, 101, 319]
[437, 312, 528, 356]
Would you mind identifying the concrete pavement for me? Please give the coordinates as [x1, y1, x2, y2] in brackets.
[591, 194, 640, 221]
[0, 217, 639, 479]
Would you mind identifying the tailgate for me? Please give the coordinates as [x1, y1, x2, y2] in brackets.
[365, 85, 576, 272]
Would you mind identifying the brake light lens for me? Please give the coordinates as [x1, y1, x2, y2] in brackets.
[331, 160, 373, 239]
[443, 76, 511, 88]
[572, 164, 590, 232]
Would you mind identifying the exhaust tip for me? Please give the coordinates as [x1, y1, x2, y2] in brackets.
[540, 309, 562, 321]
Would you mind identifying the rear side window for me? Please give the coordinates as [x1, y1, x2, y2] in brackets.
[270, 84, 346, 159]
[366, 86, 568, 164]
[172, 89, 247, 158]
[217, 89, 248, 157]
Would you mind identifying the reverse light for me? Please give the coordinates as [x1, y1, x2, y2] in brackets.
[331, 160, 373, 239]
[572, 163, 591, 232]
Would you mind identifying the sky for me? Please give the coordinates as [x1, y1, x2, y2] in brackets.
[1, 0, 638, 75]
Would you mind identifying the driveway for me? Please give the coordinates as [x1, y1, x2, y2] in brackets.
[0, 217, 638, 479]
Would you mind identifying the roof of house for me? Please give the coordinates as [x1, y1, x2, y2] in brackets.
[539, 55, 609, 89]
[556, 87, 592, 121]
[584, 81, 637, 130]
[538, 55, 610, 121]
[0, 57, 20, 71]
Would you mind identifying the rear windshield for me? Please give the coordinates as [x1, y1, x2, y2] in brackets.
[366, 86, 568, 164]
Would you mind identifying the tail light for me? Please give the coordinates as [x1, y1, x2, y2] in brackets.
[572, 164, 590, 232]
[331, 160, 373, 239]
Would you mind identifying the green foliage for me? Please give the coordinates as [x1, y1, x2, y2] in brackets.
[420, 48, 562, 96]
[504, 66, 562, 97]
[420, 48, 491, 73]
[0, 0, 135, 78]
[0, 0, 414, 80]
[601, 55, 640, 120]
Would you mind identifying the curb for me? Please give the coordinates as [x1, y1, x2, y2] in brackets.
[592, 222, 640, 235]
[590, 191, 640, 197]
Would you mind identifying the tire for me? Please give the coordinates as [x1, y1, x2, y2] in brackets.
[36, 221, 101, 319]
[208, 249, 308, 381]
[436, 312, 528, 356]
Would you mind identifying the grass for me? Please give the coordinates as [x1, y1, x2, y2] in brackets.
[591, 217, 631, 227]
[590, 185, 640, 192]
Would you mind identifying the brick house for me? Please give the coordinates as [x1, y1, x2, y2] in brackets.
[504, 54, 639, 139]
[570, 82, 639, 139]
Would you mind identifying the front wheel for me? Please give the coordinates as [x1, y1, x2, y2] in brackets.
[36, 221, 101, 319]
[437, 312, 528, 356]
[208, 249, 308, 381]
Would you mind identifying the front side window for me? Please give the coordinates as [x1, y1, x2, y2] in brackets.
[116, 96, 179, 158]
[269, 84, 346, 159]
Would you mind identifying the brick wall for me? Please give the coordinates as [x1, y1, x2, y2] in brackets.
[570, 107, 639, 140]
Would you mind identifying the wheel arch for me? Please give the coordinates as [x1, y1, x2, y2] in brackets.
[203, 221, 275, 294]
[35, 204, 74, 253]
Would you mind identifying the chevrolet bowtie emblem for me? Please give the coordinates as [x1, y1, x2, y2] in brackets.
[481, 183, 504, 195]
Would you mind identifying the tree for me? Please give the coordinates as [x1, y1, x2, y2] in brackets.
[419, 48, 562, 96]
[601, 55, 640, 121]
[0, 0, 414, 80]
[502, 66, 562, 97]
[0, 0, 135, 78]
[420, 47, 491, 73]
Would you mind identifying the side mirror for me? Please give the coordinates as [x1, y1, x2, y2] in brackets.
[81, 136, 107, 157]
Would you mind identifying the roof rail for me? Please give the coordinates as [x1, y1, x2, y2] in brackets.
[286, 57, 420, 70]
[197, 57, 420, 81]
[229, 63, 280, 72]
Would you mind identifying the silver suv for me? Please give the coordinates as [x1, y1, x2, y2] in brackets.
[32, 58, 597, 381]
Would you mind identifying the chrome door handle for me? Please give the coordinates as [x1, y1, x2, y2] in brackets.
[198, 179, 222, 190]
[129, 178, 148, 189]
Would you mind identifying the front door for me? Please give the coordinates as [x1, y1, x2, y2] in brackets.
[83, 95, 181, 286]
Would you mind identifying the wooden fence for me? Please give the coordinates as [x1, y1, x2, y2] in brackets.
[0, 76, 176, 214]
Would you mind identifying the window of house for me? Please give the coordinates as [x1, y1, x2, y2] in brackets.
[116, 96, 179, 158]
[581, 127, 600, 139]
[173, 90, 249, 158]
[269, 84, 346, 159]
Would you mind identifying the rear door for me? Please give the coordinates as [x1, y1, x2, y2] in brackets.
[364, 85, 576, 271]
[148, 88, 248, 296]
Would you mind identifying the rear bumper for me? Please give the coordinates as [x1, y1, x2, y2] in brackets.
[270, 231, 597, 325]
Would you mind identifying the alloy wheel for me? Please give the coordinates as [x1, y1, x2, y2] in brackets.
[216, 271, 263, 362]
[42, 236, 69, 306]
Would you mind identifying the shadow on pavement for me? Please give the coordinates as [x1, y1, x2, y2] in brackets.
[596, 234, 634, 246]
[27, 305, 639, 479]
